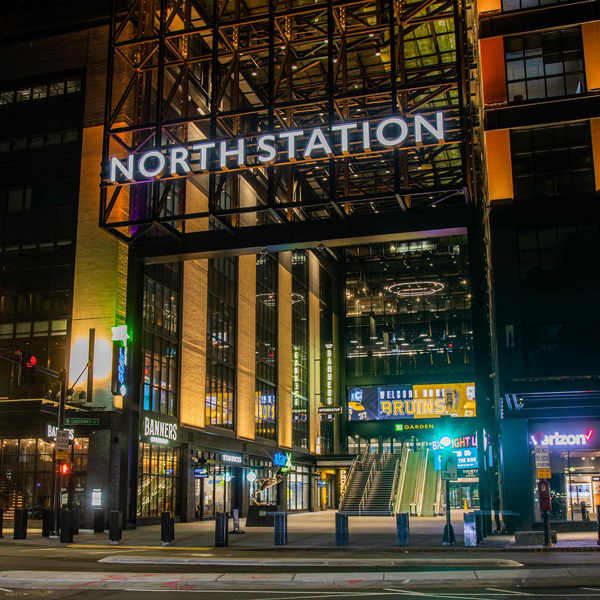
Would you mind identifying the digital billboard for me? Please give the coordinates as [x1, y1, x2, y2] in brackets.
[347, 383, 476, 421]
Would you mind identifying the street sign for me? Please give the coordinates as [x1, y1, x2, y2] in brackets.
[441, 451, 458, 481]
[64, 418, 99, 426]
[55, 429, 70, 452]
[535, 446, 551, 479]
[318, 406, 342, 414]
[55, 450, 69, 460]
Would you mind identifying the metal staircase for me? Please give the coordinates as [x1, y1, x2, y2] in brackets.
[339, 450, 400, 516]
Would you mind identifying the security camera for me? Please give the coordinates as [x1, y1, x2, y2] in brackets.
[317, 241, 324, 252]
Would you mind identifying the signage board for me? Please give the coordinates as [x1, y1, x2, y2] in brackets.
[441, 451, 458, 481]
[107, 112, 446, 184]
[55, 429, 70, 452]
[317, 480, 327, 488]
[324, 344, 335, 406]
[64, 418, 99, 426]
[395, 423, 435, 432]
[531, 428, 594, 448]
[55, 450, 69, 460]
[534, 446, 551, 479]
[348, 383, 476, 421]
[194, 467, 208, 479]
[273, 452, 292, 472]
[142, 415, 178, 444]
[221, 453, 243, 464]
[316, 459, 354, 467]
[318, 406, 342, 414]
[47, 425, 74, 441]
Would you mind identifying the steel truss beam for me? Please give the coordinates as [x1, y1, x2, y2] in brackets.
[100, 0, 474, 255]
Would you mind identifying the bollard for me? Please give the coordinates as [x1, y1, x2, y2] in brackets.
[161, 511, 174, 546]
[93, 507, 105, 533]
[215, 512, 229, 547]
[42, 509, 52, 537]
[60, 509, 74, 543]
[396, 512, 410, 546]
[13, 508, 27, 540]
[475, 511, 483, 542]
[335, 512, 349, 546]
[464, 512, 477, 547]
[274, 512, 288, 546]
[108, 510, 122, 545]
[0, 508, 3, 538]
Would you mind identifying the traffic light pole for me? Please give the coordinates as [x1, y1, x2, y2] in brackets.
[50, 369, 67, 537]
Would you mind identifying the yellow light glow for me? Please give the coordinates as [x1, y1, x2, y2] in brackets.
[70, 335, 113, 383]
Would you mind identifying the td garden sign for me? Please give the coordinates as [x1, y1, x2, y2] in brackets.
[107, 112, 445, 183]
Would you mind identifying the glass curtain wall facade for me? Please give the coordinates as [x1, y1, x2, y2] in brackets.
[142, 263, 180, 415]
[255, 253, 278, 440]
[137, 442, 180, 518]
[205, 257, 237, 429]
[345, 237, 473, 377]
[0, 76, 83, 398]
[291, 251, 309, 448]
[319, 268, 334, 454]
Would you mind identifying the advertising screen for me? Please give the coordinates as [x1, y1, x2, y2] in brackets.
[347, 383, 476, 421]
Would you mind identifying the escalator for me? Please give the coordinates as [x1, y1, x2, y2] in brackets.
[397, 450, 420, 514]
[420, 451, 439, 517]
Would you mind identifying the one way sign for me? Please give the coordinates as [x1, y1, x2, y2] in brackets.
[441, 451, 458, 481]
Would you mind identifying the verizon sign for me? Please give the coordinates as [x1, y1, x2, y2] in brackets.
[531, 429, 594, 447]
[107, 112, 445, 184]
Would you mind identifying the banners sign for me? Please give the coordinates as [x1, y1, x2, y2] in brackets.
[348, 383, 476, 421]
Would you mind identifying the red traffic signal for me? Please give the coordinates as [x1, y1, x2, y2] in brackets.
[18, 351, 37, 386]
[59, 462, 72, 476]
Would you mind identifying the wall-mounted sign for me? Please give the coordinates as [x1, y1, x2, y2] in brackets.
[339, 469, 347, 493]
[531, 429, 594, 447]
[273, 452, 292, 472]
[91, 488, 102, 507]
[324, 344, 334, 406]
[194, 467, 208, 479]
[107, 113, 446, 184]
[395, 423, 435, 432]
[431, 435, 477, 451]
[247, 471, 257, 483]
[142, 415, 178, 444]
[112, 344, 128, 396]
[348, 383, 476, 421]
[293, 347, 301, 410]
[318, 406, 342, 414]
[47, 425, 75, 441]
[317, 480, 327, 488]
[64, 418, 99, 426]
[221, 453, 243, 464]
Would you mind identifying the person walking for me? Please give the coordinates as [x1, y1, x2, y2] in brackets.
[492, 491, 502, 533]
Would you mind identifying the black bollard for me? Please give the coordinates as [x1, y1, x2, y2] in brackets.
[73, 507, 79, 536]
[475, 511, 483, 542]
[464, 512, 477, 547]
[161, 511, 174, 546]
[42, 509, 52, 537]
[215, 512, 228, 547]
[93, 507, 105, 533]
[0, 508, 3, 538]
[13, 509, 27, 540]
[108, 510, 122, 545]
[335, 512, 349, 546]
[396, 512, 410, 546]
[274, 512, 287, 546]
[60, 509, 74, 543]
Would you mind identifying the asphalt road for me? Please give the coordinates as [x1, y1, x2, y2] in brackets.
[3, 587, 600, 599]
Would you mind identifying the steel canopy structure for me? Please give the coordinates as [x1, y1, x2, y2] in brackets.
[100, 0, 473, 257]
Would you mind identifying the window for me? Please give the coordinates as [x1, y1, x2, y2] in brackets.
[0, 78, 82, 107]
[503, 0, 581, 12]
[255, 253, 278, 440]
[137, 443, 180, 518]
[518, 225, 600, 293]
[142, 263, 180, 416]
[205, 256, 237, 429]
[511, 123, 594, 199]
[291, 251, 309, 448]
[525, 320, 600, 377]
[505, 29, 585, 103]
[345, 237, 474, 378]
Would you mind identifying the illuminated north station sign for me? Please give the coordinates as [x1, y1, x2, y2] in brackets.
[107, 112, 445, 184]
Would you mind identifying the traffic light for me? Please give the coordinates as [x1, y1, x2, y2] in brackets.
[59, 462, 72, 476]
[17, 351, 37, 386]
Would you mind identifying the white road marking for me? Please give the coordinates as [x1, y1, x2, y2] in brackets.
[581, 590, 600, 593]
[384, 589, 496, 600]
[485, 590, 532, 596]
[0, 589, 13, 593]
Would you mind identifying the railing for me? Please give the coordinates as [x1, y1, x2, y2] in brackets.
[389, 457, 401, 514]
[395, 443, 411, 514]
[356, 446, 369, 471]
[339, 449, 364, 509]
[358, 457, 379, 515]
[381, 446, 388, 468]
[415, 448, 429, 516]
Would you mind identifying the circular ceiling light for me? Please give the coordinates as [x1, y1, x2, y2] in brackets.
[388, 281, 444, 297]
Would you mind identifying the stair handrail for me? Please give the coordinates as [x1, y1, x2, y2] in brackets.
[416, 448, 429, 516]
[356, 446, 369, 471]
[381, 446, 388, 468]
[339, 454, 359, 509]
[395, 443, 411, 514]
[389, 457, 401, 513]
[358, 457, 379, 515]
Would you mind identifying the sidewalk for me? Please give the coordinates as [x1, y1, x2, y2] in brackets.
[2, 511, 599, 551]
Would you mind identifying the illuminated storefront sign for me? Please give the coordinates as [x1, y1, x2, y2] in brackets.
[273, 452, 292, 472]
[47, 425, 75, 440]
[221, 453, 243, 464]
[108, 113, 445, 184]
[531, 429, 594, 447]
[142, 415, 178, 443]
[324, 344, 334, 406]
[293, 347, 300, 408]
[348, 383, 476, 421]
[395, 423, 435, 431]
[433, 435, 479, 471]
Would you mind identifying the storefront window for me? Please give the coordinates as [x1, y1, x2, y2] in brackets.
[0, 437, 87, 520]
[137, 442, 180, 518]
[287, 467, 311, 510]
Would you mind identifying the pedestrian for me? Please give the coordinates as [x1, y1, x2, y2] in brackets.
[492, 491, 502, 533]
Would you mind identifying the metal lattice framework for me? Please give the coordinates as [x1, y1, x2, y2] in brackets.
[100, 0, 472, 258]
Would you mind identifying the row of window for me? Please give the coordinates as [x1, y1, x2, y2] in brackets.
[0, 129, 79, 154]
[0, 79, 81, 106]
